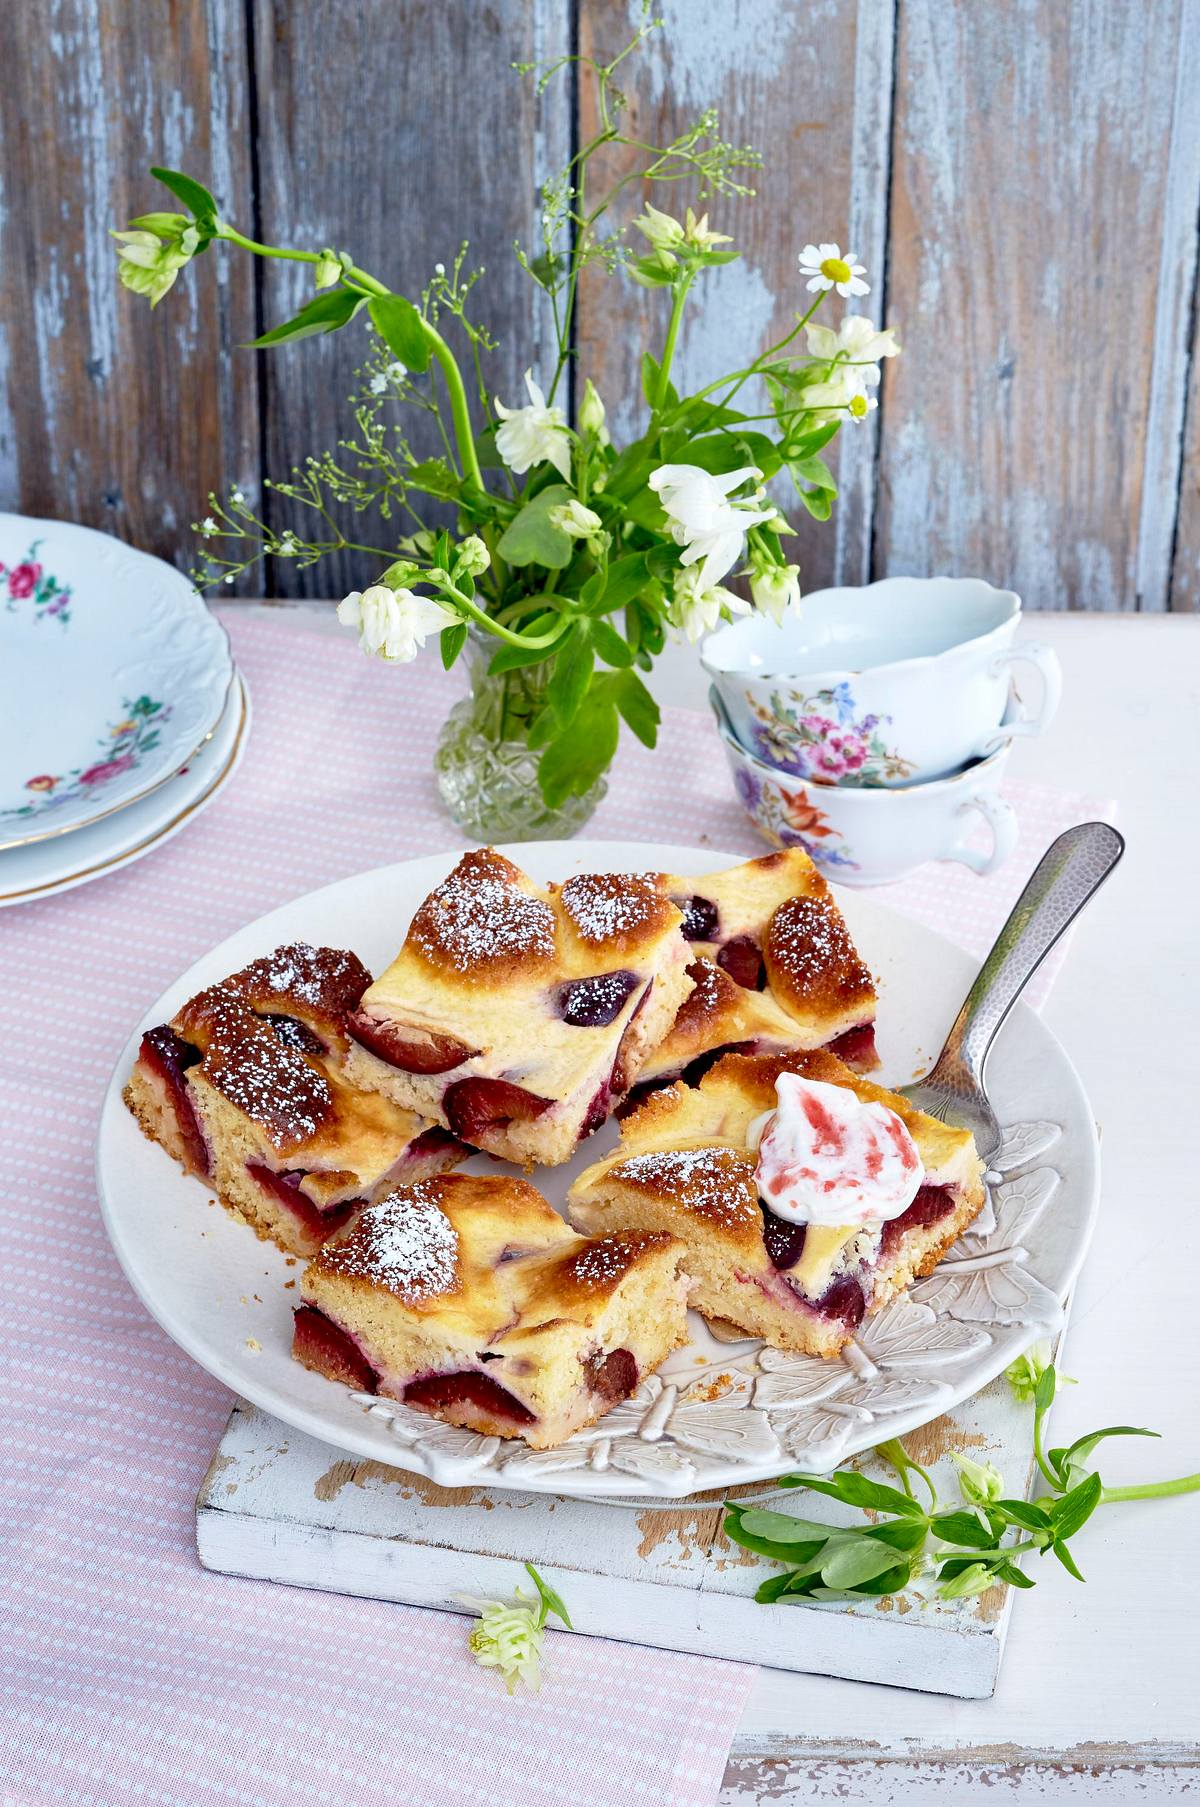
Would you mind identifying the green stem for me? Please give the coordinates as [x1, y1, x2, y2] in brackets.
[1101, 1474, 1200, 1503]
[653, 272, 694, 411]
[444, 583, 566, 650]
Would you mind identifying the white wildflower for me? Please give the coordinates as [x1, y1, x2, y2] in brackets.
[548, 498, 602, 539]
[461, 1594, 547, 1694]
[632, 201, 686, 264]
[750, 561, 801, 624]
[336, 582, 457, 663]
[649, 462, 773, 590]
[494, 369, 572, 483]
[797, 241, 869, 299]
[199, 516, 218, 539]
[368, 371, 388, 394]
[670, 565, 751, 643]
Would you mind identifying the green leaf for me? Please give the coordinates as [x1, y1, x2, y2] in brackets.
[439, 622, 467, 670]
[996, 1562, 1036, 1589]
[608, 669, 659, 748]
[641, 351, 679, 411]
[585, 552, 651, 616]
[602, 439, 657, 502]
[784, 420, 840, 461]
[1052, 1540, 1087, 1582]
[863, 1518, 928, 1554]
[150, 166, 217, 221]
[681, 430, 782, 480]
[1048, 1427, 1159, 1481]
[548, 625, 594, 728]
[735, 1508, 841, 1545]
[930, 1510, 996, 1550]
[991, 1498, 1052, 1532]
[795, 484, 834, 521]
[368, 293, 432, 373]
[780, 1472, 926, 1519]
[791, 453, 836, 492]
[754, 1571, 803, 1605]
[537, 691, 619, 809]
[405, 457, 462, 502]
[497, 485, 574, 569]
[1048, 1470, 1102, 1542]
[1034, 1364, 1058, 1417]
[819, 1536, 910, 1591]
[524, 1562, 572, 1629]
[249, 288, 363, 348]
[591, 618, 635, 668]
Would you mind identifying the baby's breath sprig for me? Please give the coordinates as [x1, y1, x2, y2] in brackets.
[725, 1365, 1200, 1607]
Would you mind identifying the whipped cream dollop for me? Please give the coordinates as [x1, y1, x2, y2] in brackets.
[750, 1073, 924, 1227]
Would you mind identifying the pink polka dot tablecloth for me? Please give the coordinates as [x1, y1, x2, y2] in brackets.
[0, 614, 1115, 1807]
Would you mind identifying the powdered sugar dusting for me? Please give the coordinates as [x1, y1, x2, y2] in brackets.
[325, 1181, 461, 1301]
[565, 1234, 646, 1289]
[612, 1145, 760, 1226]
[560, 872, 668, 947]
[410, 871, 556, 973]
[178, 984, 334, 1150]
[766, 895, 873, 1003]
[236, 942, 370, 1016]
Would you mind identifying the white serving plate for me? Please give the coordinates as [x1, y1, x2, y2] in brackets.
[96, 841, 1099, 1501]
[0, 512, 233, 847]
[0, 673, 250, 906]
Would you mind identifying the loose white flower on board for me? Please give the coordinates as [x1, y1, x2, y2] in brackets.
[649, 463, 774, 590]
[750, 560, 801, 624]
[494, 369, 572, 482]
[459, 1564, 572, 1695]
[797, 241, 869, 299]
[671, 565, 751, 643]
[336, 582, 457, 663]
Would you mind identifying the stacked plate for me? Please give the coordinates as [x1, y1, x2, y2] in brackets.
[0, 513, 250, 906]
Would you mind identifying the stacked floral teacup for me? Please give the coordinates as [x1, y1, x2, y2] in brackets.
[704, 576, 1061, 886]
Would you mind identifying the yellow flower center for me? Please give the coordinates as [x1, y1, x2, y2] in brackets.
[849, 394, 869, 418]
[821, 256, 852, 285]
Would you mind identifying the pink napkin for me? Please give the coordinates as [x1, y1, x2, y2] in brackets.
[0, 614, 1112, 1807]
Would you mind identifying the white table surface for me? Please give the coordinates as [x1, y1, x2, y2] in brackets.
[233, 607, 1200, 1803]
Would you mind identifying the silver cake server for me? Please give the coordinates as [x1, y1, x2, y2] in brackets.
[898, 821, 1123, 1163]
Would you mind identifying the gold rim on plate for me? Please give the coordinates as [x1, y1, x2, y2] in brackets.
[0, 677, 249, 904]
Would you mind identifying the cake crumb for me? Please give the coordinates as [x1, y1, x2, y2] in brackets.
[686, 1372, 734, 1402]
[245, 1337, 261, 1353]
[284, 1280, 296, 1290]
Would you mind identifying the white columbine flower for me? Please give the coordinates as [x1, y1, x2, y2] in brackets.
[798, 241, 869, 298]
[494, 370, 572, 482]
[549, 498, 603, 540]
[750, 561, 801, 625]
[670, 565, 751, 643]
[649, 463, 774, 590]
[950, 1452, 1005, 1506]
[336, 582, 457, 664]
[461, 1592, 547, 1694]
[806, 315, 898, 410]
[633, 201, 686, 263]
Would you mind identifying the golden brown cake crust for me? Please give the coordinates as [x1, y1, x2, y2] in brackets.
[408, 848, 558, 981]
[764, 890, 875, 1021]
[554, 871, 679, 954]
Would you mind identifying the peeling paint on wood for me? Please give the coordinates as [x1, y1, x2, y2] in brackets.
[2, 1, 1200, 611]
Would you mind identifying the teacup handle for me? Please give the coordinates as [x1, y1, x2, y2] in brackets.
[948, 791, 1019, 876]
[981, 642, 1063, 751]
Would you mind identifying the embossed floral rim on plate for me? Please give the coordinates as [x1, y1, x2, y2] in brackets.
[96, 841, 1100, 1501]
[0, 512, 233, 849]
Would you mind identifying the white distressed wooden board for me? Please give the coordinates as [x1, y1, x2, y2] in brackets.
[196, 1326, 1067, 1700]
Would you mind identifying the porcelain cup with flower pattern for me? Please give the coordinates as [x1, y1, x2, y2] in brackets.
[702, 576, 1060, 789]
[714, 699, 1018, 887]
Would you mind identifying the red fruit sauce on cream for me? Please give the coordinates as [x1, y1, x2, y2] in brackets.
[752, 1072, 923, 1228]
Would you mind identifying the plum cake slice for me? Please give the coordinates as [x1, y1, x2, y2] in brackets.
[639, 850, 879, 1092]
[343, 848, 695, 1166]
[569, 1048, 985, 1358]
[124, 943, 465, 1257]
[292, 1171, 690, 1447]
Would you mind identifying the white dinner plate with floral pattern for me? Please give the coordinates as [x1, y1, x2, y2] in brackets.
[0, 513, 233, 849]
[96, 841, 1100, 1501]
[0, 673, 249, 906]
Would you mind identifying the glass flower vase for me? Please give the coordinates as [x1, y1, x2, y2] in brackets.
[434, 628, 606, 841]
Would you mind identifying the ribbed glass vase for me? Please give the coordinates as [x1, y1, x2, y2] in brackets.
[434, 628, 606, 840]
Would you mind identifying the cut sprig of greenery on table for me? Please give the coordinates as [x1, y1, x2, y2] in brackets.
[112, 5, 899, 810]
[725, 1355, 1200, 1606]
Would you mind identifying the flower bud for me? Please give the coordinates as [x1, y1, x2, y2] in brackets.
[548, 499, 603, 540]
[579, 378, 607, 439]
[313, 249, 341, 289]
[950, 1452, 1004, 1506]
[455, 534, 491, 577]
[750, 561, 801, 625]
